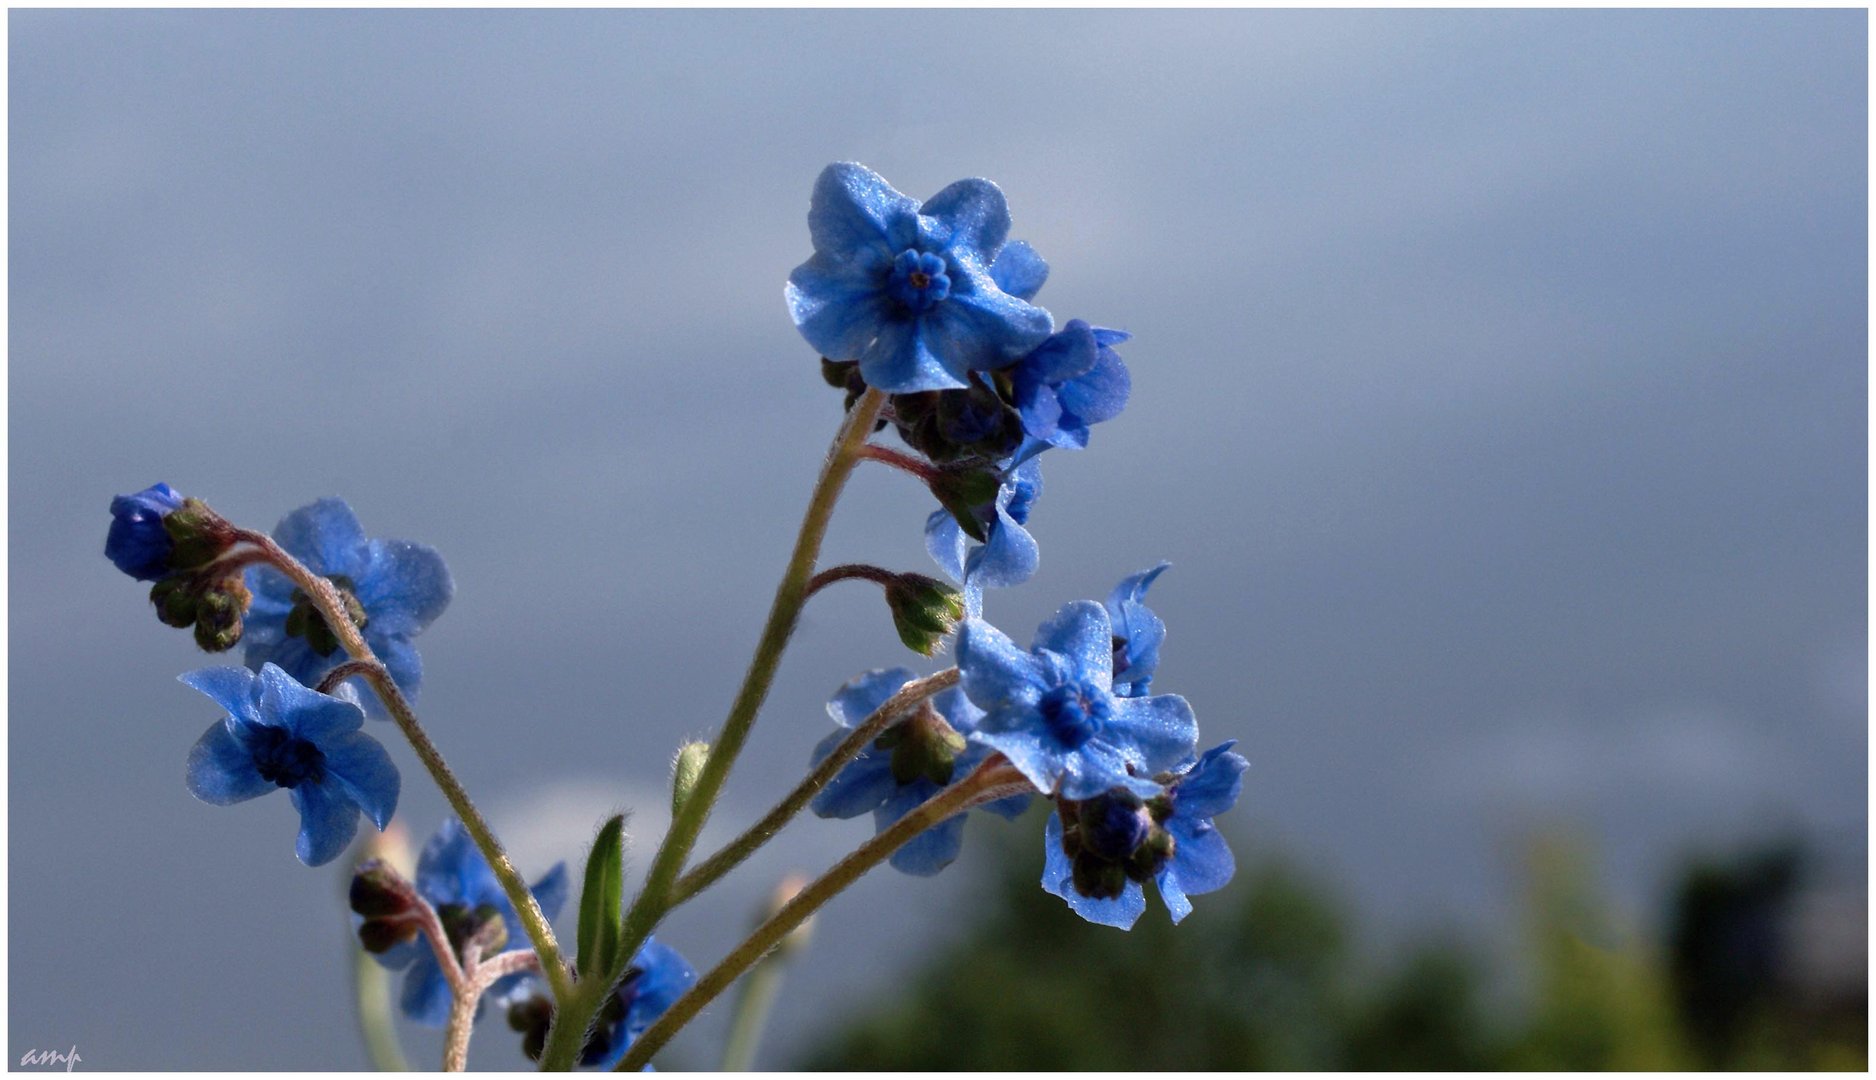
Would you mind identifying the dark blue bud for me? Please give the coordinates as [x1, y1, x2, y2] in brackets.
[105, 483, 185, 581]
[1081, 790, 1152, 862]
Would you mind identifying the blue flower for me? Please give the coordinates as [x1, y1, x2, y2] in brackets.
[808, 668, 1030, 877]
[182, 663, 400, 867]
[580, 937, 697, 1069]
[786, 163, 1053, 394]
[956, 601, 1197, 800]
[242, 499, 452, 719]
[1012, 319, 1132, 453]
[106, 483, 185, 580]
[1106, 563, 1170, 697]
[1041, 741, 1247, 929]
[925, 458, 1043, 606]
[372, 819, 569, 1027]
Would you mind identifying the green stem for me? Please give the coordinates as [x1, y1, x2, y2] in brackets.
[536, 388, 889, 1071]
[718, 947, 788, 1071]
[671, 667, 958, 906]
[353, 942, 410, 1072]
[616, 758, 1032, 1071]
[238, 529, 574, 1003]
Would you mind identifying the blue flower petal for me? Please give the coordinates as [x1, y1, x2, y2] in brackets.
[367, 634, 425, 715]
[1030, 601, 1114, 686]
[258, 663, 364, 742]
[291, 781, 361, 867]
[807, 162, 919, 261]
[924, 509, 969, 584]
[1172, 742, 1248, 820]
[356, 540, 453, 637]
[1104, 693, 1200, 779]
[1052, 735, 1160, 801]
[1023, 321, 1101, 384]
[883, 799, 967, 877]
[917, 178, 1012, 265]
[988, 240, 1049, 302]
[1041, 812, 1146, 930]
[827, 667, 919, 728]
[272, 498, 369, 579]
[321, 731, 400, 830]
[1058, 345, 1131, 427]
[968, 720, 1068, 796]
[179, 666, 263, 727]
[184, 717, 273, 805]
[926, 273, 1053, 374]
[956, 619, 1045, 710]
[808, 748, 897, 819]
[965, 496, 1038, 589]
[861, 320, 966, 394]
[787, 253, 895, 361]
[930, 685, 984, 734]
[1107, 562, 1170, 688]
[399, 952, 453, 1027]
[1161, 819, 1235, 921]
[418, 819, 496, 908]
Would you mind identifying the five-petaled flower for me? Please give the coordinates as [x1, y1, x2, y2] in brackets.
[372, 819, 568, 1027]
[182, 663, 401, 867]
[956, 601, 1197, 800]
[1042, 741, 1247, 929]
[243, 498, 452, 719]
[809, 668, 1031, 876]
[786, 162, 1053, 394]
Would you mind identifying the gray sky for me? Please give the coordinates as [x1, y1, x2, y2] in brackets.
[10, 8, 1865, 1070]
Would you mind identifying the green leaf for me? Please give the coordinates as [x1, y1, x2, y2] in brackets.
[575, 814, 626, 980]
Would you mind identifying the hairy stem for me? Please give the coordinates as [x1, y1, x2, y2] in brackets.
[671, 668, 959, 906]
[805, 562, 898, 596]
[857, 442, 941, 482]
[615, 758, 1032, 1071]
[537, 388, 889, 1071]
[236, 529, 573, 1002]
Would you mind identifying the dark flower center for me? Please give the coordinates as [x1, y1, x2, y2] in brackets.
[887, 249, 951, 313]
[249, 725, 327, 788]
[1039, 682, 1111, 749]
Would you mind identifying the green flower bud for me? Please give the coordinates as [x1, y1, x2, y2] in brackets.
[162, 498, 237, 570]
[356, 917, 420, 955]
[1123, 826, 1177, 884]
[192, 578, 249, 652]
[671, 741, 710, 819]
[887, 704, 967, 787]
[149, 576, 200, 629]
[927, 465, 1003, 543]
[884, 574, 966, 656]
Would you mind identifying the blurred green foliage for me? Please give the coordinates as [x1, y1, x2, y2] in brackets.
[804, 817, 1865, 1070]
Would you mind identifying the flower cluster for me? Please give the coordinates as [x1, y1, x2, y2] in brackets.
[791, 163, 1133, 602]
[791, 164, 1243, 929]
[103, 161, 1238, 1073]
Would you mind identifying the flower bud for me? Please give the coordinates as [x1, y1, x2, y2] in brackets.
[192, 578, 250, 652]
[1070, 851, 1129, 901]
[349, 859, 415, 918]
[162, 497, 238, 571]
[671, 741, 710, 819]
[884, 574, 965, 656]
[105, 483, 186, 581]
[926, 465, 1003, 543]
[885, 703, 967, 787]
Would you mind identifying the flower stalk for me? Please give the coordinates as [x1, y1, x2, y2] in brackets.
[616, 756, 1032, 1071]
[235, 527, 574, 1003]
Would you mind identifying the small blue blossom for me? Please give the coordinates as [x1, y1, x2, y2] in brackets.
[106, 483, 185, 580]
[1012, 319, 1132, 453]
[243, 499, 452, 719]
[372, 819, 569, 1027]
[786, 163, 1053, 394]
[808, 668, 1030, 877]
[956, 601, 1197, 800]
[925, 458, 1043, 607]
[580, 937, 697, 1069]
[1041, 741, 1248, 929]
[182, 663, 400, 867]
[1106, 563, 1171, 697]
